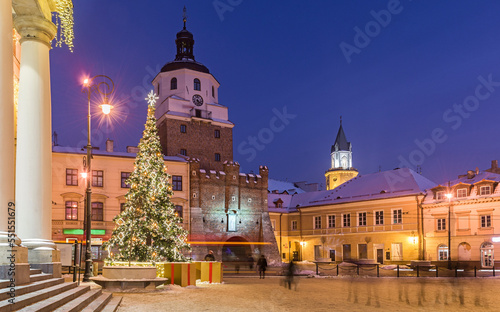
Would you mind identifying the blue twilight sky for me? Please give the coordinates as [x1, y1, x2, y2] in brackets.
[50, 0, 500, 188]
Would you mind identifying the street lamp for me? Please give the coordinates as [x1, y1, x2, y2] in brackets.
[81, 75, 114, 282]
[445, 191, 452, 270]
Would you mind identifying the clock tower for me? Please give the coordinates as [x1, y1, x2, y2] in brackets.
[153, 11, 233, 171]
[325, 118, 358, 190]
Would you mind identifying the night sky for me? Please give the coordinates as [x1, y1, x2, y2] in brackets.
[50, 1, 500, 188]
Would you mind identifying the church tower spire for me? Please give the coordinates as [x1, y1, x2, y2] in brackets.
[175, 6, 195, 61]
[324, 118, 358, 190]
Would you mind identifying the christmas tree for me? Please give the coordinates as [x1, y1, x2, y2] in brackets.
[103, 90, 190, 262]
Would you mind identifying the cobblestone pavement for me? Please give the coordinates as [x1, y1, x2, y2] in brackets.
[116, 276, 500, 311]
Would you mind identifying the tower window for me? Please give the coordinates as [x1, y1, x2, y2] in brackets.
[194, 78, 201, 91]
[212, 86, 215, 97]
[171, 77, 177, 90]
[172, 176, 182, 191]
[214, 129, 220, 138]
[157, 83, 160, 96]
[215, 153, 221, 162]
[180, 149, 187, 156]
[180, 125, 186, 133]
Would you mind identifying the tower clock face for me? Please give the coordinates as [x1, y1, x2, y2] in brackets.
[192, 94, 204, 106]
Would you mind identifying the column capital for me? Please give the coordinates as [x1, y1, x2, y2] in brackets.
[13, 15, 57, 48]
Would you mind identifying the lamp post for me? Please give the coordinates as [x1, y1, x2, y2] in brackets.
[445, 190, 452, 270]
[82, 75, 114, 282]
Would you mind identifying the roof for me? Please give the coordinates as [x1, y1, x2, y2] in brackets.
[286, 168, 435, 211]
[331, 124, 351, 152]
[161, 60, 210, 74]
[268, 179, 306, 194]
[449, 171, 500, 186]
[52, 146, 187, 162]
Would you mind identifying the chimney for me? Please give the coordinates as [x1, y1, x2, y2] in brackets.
[127, 146, 140, 153]
[467, 170, 475, 179]
[492, 160, 498, 169]
[106, 139, 114, 153]
[476, 167, 479, 175]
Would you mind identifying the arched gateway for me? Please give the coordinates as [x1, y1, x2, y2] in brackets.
[222, 236, 252, 262]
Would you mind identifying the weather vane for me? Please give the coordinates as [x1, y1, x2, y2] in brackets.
[183, 6, 187, 29]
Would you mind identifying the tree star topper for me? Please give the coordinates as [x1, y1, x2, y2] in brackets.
[146, 90, 159, 107]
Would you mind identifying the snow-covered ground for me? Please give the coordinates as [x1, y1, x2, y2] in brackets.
[116, 277, 500, 311]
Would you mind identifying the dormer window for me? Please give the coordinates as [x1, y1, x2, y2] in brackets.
[194, 78, 201, 91]
[457, 188, 467, 198]
[480, 185, 491, 196]
[436, 191, 445, 200]
[171, 77, 177, 90]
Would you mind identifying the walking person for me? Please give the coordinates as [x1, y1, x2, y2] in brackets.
[284, 260, 296, 290]
[257, 254, 267, 279]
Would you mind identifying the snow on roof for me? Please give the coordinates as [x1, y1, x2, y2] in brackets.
[268, 179, 306, 194]
[268, 193, 294, 212]
[450, 171, 500, 186]
[52, 146, 187, 162]
[287, 168, 436, 210]
[169, 95, 187, 101]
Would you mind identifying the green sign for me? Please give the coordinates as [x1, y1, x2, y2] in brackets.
[63, 229, 106, 235]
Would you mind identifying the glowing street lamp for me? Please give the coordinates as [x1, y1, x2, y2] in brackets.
[81, 75, 115, 282]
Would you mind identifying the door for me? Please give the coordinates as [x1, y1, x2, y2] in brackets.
[343, 244, 351, 261]
[481, 242, 494, 268]
[358, 244, 367, 259]
[392, 243, 403, 261]
[314, 245, 321, 260]
[330, 250, 336, 261]
[377, 249, 383, 264]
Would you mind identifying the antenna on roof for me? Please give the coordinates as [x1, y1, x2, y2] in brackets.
[340, 115, 342, 126]
[183, 6, 187, 29]
[416, 165, 422, 174]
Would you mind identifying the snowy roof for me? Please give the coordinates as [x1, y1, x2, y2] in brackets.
[268, 193, 294, 213]
[52, 146, 187, 162]
[286, 168, 435, 211]
[449, 171, 500, 186]
[268, 179, 306, 194]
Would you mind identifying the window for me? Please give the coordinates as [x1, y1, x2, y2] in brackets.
[157, 83, 160, 96]
[481, 215, 492, 228]
[343, 214, 351, 227]
[437, 218, 446, 231]
[314, 216, 321, 229]
[180, 149, 187, 156]
[92, 170, 103, 187]
[375, 211, 384, 225]
[180, 125, 186, 133]
[214, 129, 220, 138]
[172, 175, 182, 191]
[65, 201, 78, 220]
[291, 220, 297, 230]
[480, 186, 491, 196]
[212, 86, 215, 97]
[120, 203, 126, 213]
[215, 153, 221, 162]
[436, 191, 445, 200]
[438, 245, 448, 261]
[121, 172, 131, 188]
[457, 188, 467, 198]
[170, 77, 177, 90]
[358, 212, 366, 226]
[194, 78, 201, 91]
[328, 215, 335, 228]
[91, 202, 103, 221]
[174, 205, 183, 218]
[393, 209, 402, 224]
[66, 169, 78, 186]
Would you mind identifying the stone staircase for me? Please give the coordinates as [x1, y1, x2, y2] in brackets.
[0, 269, 122, 312]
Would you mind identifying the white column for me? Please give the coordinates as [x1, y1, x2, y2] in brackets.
[0, 0, 16, 247]
[14, 15, 57, 253]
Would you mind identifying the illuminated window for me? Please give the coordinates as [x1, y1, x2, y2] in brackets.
[291, 220, 297, 230]
[438, 244, 448, 260]
[328, 215, 335, 228]
[480, 186, 491, 196]
[91, 202, 103, 221]
[375, 211, 384, 225]
[358, 212, 366, 226]
[436, 191, 445, 200]
[314, 216, 321, 229]
[194, 78, 201, 91]
[92, 170, 103, 187]
[66, 169, 78, 186]
[437, 218, 446, 231]
[172, 176, 182, 191]
[171, 77, 177, 90]
[65, 201, 78, 220]
[457, 188, 467, 198]
[121, 172, 131, 188]
[481, 215, 492, 228]
[174, 205, 183, 218]
[393, 209, 402, 224]
[343, 214, 350, 227]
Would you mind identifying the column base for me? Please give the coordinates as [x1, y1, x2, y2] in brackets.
[0, 245, 30, 285]
[30, 262, 62, 278]
[27, 248, 60, 264]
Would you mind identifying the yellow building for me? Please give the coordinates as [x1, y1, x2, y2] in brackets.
[51, 142, 189, 259]
[270, 168, 436, 263]
[325, 120, 358, 190]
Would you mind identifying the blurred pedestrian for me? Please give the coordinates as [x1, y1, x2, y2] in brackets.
[248, 254, 255, 270]
[284, 260, 296, 290]
[204, 250, 215, 261]
[257, 255, 268, 279]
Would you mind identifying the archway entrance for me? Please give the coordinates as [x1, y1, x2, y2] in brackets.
[222, 236, 252, 262]
[458, 242, 471, 261]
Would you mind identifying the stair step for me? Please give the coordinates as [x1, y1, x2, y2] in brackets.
[0, 282, 77, 312]
[81, 292, 112, 312]
[29, 274, 53, 283]
[100, 296, 122, 312]
[0, 281, 9, 289]
[29, 270, 42, 275]
[52, 289, 102, 312]
[0, 278, 64, 301]
[15, 285, 89, 312]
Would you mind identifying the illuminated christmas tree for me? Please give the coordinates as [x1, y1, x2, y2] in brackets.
[103, 91, 190, 262]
